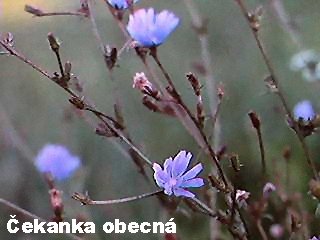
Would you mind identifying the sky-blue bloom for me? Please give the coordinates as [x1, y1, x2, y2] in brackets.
[153, 150, 204, 198]
[293, 100, 316, 121]
[35, 144, 81, 181]
[127, 8, 180, 47]
[106, 0, 139, 10]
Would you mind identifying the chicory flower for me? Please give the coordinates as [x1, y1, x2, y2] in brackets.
[127, 8, 179, 47]
[35, 144, 81, 181]
[293, 100, 316, 121]
[153, 150, 204, 198]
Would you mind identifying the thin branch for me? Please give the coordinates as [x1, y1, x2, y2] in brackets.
[0, 198, 82, 240]
[256, 219, 268, 240]
[269, 0, 303, 49]
[72, 190, 162, 205]
[0, 102, 35, 163]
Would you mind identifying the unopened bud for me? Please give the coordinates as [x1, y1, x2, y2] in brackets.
[248, 111, 261, 129]
[263, 182, 276, 198]
[48, 33, 60, 52]
[64, 61, 72, 75]
[24, 4, 44, 16]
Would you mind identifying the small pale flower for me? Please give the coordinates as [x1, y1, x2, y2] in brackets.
[153, 150, 204, 198]
[290, 50, 320, 71]
[236, 189, 250, 208]
[35, 144, 81, 181]
[293, 100, 316, 121]
[263, 182, 276, 198]
[301, 65, 320, 82]
[269, 224, 284, 239]
[133, 72, 153, 92]
[127, 8, 180, 47]
[310, 237, 320, 240]
[106, 0, 139, 10]
[290, 50, 320, 82]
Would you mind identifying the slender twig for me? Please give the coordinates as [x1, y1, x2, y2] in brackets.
[190, 197, 217, 218]
[234, 0, 319, 180]
[256, 126, 266, 175]
[0, 102, 35, 163]
[256, 219, 268, 240]
[269, 0, 303, 49]
[27, 11, 86, 17]
[0, 40, 152, 167]
[54, 50, 65, 77]
[72, 190, 162, 205]
[0, 198, 82, 240]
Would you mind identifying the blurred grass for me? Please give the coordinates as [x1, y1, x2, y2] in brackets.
[1, 0, 320, 239]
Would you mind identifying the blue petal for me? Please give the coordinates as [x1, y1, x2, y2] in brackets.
[152, 10, 179, 45]
[173, 188, 195, 198]
[127, 8, 179, 47]
[180, 178, 204, 188]
[181, 163, 203, 181]
[153, 163, 169, 188]
[172, 150, 192, 177]
[163, 157, 173, 176]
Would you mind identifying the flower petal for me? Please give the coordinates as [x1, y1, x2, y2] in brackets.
[172, 150, 192, 177]
[181, 163, 203, 181]
[163, 157, 173, 176]
[173, 188, 195, 198]
[180, 178, 204, 188]
[153, 163, 169, 188]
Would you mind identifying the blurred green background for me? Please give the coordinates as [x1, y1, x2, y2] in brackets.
[1, 0, 320, 239]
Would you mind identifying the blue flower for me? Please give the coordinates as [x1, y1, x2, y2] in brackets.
[35, 144, 81, 181]
[153, 150, 204, 198]
[127, 8, 180, 47]
[293, 100, 316, 121]
[106, 0, 139, 10]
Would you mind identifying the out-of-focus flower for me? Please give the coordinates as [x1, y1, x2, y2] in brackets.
[269, 224, 284, 239]
[153, 150, 204, 198]
[127, 8, 179, 47]
[263, 182, 276, 198]
[293, 100, 316, 121]
[235, 189, 250, 208]
[35, 144, 81, 181]
[310, 237, 320, 240]
[290, 50, 320, 82]
[106, 0, 139, 10]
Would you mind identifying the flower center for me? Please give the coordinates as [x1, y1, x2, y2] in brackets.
[168, 178, 177, 187]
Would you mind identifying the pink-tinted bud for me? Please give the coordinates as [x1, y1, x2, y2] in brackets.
[269, 224, 284, 239]
[263, 182, 276, 198]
